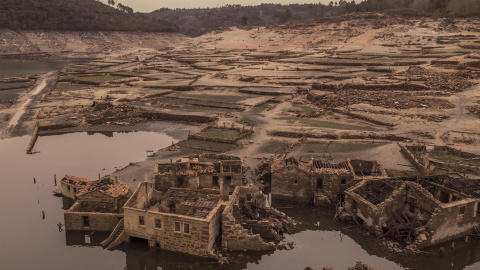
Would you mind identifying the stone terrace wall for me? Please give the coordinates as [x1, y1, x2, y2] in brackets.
[189, 126, 253, 144]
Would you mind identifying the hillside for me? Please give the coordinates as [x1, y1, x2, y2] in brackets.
[149, 0, 480, 36]
[0, 0, 178, 32]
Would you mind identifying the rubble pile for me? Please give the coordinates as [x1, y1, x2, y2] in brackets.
[467, 102, 480, 118]
[403, 66, 475, 92]
[312, 89, 455, 110]
[238, 187, 298, 243]
[85, 102, 146, 125]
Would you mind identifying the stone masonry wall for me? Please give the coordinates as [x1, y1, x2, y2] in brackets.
[221, 199, 276, 252]
[64, 203, 123, 231]
[271, 166, 313, 203]
[422, 199, 480, 248]
[123, 206, 220, 258]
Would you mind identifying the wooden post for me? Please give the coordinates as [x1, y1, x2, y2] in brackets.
[54, 174, 57, 186]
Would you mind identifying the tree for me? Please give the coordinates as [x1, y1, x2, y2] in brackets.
[280, 9, 292, 23]
[241, 15, 248, 25]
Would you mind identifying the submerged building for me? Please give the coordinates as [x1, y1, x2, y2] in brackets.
[270, 157, 387, 206]
[154, 154, 245, 191]
[60, 175, 131, 231]
[104, 181, 291, 259]
[344, 175, 480, 248]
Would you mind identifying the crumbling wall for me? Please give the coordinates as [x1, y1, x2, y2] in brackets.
[345, 190, 380, 229]
[61, 182, 77, 200]
[123, 206, 218, 257]
[399, 144, 429, 175]
[315, 174, 355, 206]
[64, 202, 123, 231]
[154, 174, 178, 191]
[77, 191, 122, 212]
[421, 199, 480, 248]
[221, 189, 276, 252]
[271, 166, 313, 203]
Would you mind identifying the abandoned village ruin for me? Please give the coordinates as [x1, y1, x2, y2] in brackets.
[55, 139, 480, 261]
[3, 1, 480, 268]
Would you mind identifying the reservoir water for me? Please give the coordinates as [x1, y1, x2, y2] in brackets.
[0, 131, 479, 269]
[0, 59, 66, 78]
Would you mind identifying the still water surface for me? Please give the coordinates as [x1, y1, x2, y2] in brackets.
[0, 59, 66, 78]
[0, 131, 479, 270]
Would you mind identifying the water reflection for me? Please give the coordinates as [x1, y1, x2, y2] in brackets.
[0, 59, 66, 78]
[0, 132, 479, 270]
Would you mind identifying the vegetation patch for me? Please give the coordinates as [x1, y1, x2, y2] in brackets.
[189, 126, 254, 144]
[54, 82, 89, 91]
[0, 0, 179, 32]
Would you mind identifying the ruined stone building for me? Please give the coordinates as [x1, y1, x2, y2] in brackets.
[154, 154, 245, 192]
[400, 143, 480, 178]
[61, 175, 132, 231]
[101, 180, 294, 258]
[270, 157, 387, 206]
[343, 175, 480, 249]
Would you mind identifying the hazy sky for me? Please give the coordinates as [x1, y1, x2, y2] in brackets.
[100, 0, 335, 12]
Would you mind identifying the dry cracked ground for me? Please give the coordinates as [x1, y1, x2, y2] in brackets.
[2, 15, 480, 187]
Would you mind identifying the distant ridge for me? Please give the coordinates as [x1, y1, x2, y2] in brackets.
[149, 0, 480, 36]
[0, 0, 178, 32]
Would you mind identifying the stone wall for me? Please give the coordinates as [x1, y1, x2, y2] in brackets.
[77, 191, 126, 212]
[64, 202, 123, 231]
[422, 199, 480, 248]
[122, 182, 223, 258]
[123, 206, 219, 257]
[221, 188, 276, 252]
[188, 126, 253, 144]
[399, 144, 429, 175]
[271, 166, 313, 203]
[154, 174, 197, 191]
[314, 174, 355, 206]
[61, 182, 77, 200]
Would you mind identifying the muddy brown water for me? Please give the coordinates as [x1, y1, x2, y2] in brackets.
[1, 131, 480, 270]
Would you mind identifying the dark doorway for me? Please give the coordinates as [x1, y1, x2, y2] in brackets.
[439, 190, 450, 203]
[176, 177, 184, 188]
[223, 176, 232, 187]
[317, 177, 323, 190]
[212, 176, 219, 187]
[82, 216, 90, 227]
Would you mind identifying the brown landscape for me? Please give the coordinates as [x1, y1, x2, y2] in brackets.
[2, 10, 480, 270]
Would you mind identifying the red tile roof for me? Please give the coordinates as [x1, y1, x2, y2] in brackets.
[61, 175, 91, 188]
[62, 175, 131, 198]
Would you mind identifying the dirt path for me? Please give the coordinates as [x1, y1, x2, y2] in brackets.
[2, 72, 57, 136]
[437, 83, 480, 136]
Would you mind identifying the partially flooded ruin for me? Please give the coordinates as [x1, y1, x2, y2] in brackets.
[3, 3, 480, 270]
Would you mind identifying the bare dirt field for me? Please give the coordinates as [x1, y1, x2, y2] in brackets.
[2, 15, 480, 183]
